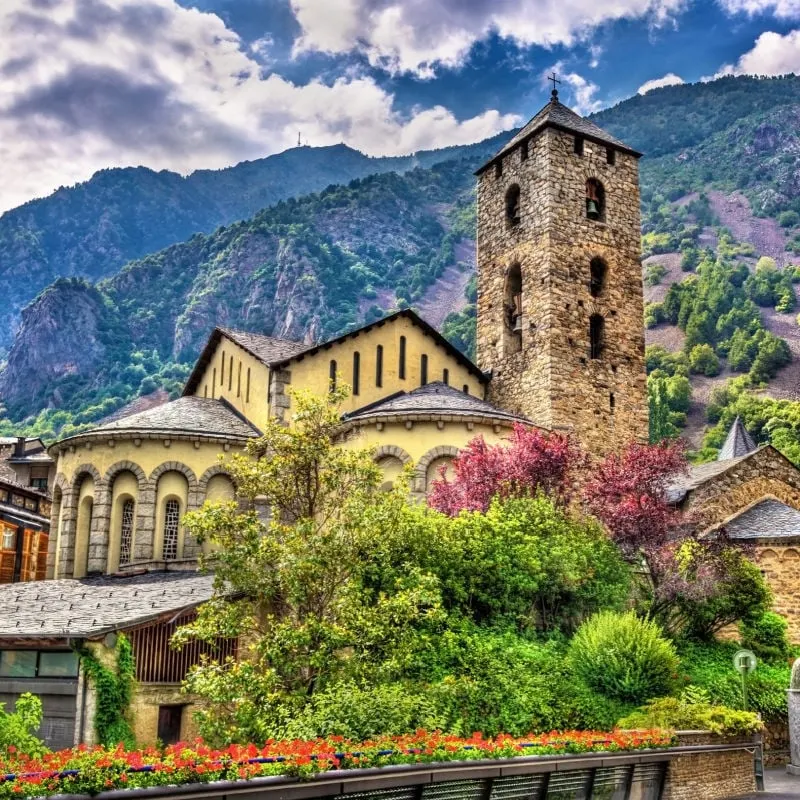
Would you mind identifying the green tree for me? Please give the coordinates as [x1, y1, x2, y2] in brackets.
[175, 387, 442, 743]
[689, 344, 721, 377]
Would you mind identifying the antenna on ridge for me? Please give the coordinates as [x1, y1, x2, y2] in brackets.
[297, 131, 302, 147]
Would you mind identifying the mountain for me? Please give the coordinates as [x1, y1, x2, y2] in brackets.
[2, 74, 800, 448]
[0, 135, 508, 349]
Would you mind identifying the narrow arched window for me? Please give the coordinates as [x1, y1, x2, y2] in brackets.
[606, 148, 616, 165]
[520, 140, 529, 161]
[399, 336, 406, 380]
[505, 184, 521, 226]
[352, 351, 360, 396]
[463, 384, 469, 394]
[119, 499, 134, 566]
[229, 355, 234, 391]
[574, 136, 584, 155]
[329, 360, 337, 391]
[376, 345, 383, 387]
[420, 354, 428, 386]
[211, 368, 216, 399]
[237, 362, 242, 397]
[586, 179, 605, 222]
[220, 353, 225, 385]
[590, 314, 605, 360]
[163, 499, 180, 561]
[443, 368, 449, 385]
[590, 257, 607, 297]
[246, 368, 251, 403]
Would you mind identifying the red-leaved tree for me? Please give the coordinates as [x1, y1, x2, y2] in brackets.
[428, 423, 584, 516]
[581, 439, 688, 560]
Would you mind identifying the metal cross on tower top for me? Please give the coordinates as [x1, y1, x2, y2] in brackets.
[548, 72, 561, 100]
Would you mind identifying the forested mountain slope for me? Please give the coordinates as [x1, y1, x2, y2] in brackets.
[2, 75, 799, 454]
[0, 135, 507, 349]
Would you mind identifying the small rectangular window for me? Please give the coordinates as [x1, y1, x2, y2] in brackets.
[0, 651, 36, 678]
[443, 369, 449, 385]
[376, 345, 383, 387]
[420, 354, 428, 386]
[574, 136, 584, 155]
[39, 651, 79, 678]
[463, 384, 469, 394]
[494, 160, 503, 178]
[520, 140, 528, 161]
[329, 359, 337, 391]
[2, 527, 16, 550]
[399, 336, 406, 380]
[606, 147, 616, 165]
[609, 392, 616, 414]
[352, 352, 360, 396]
[30, 478, 48, 491]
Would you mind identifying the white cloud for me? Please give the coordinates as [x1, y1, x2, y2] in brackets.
[714, 29, 800, 77]
[563, 72, 603, 114]
[0, 0, 518, 213]
[290, 0, 687, 77]
[637, 72, 685, 93]
[718, 0, 800, 18]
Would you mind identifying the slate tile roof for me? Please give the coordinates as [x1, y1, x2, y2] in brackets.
[478, 97, 639, 174]
[0, 571, 216, 639]
[666, 452, 756, 504]
[717, 416, 758, 461]
[721, 499, 800, 540]
[219, 329, 307, 365]
[344, 382, 526, 424]
[70, 397, 260, 440]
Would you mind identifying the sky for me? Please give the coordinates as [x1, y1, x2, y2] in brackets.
[0, 0, 799, 213]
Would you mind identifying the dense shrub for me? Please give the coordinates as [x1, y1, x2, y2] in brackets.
[740, 611, 792, 662]
[619, 695, 762, 736]
[0, 693, 47, 757]
[679, 641, 791, 722]
[678, 548, 771, 640]
[568, 612, 679, 703]
[689, 344, 721, 376]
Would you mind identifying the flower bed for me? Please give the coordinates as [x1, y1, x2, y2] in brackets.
[0, 730, 672, 798]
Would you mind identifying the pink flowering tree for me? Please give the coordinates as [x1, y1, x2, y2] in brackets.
[428, 423, 584, 516]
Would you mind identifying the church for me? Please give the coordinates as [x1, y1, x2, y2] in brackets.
[2, 90, 799, 748]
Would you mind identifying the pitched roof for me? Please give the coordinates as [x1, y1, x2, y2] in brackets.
[720, 499, 800, 541]
[666, 449, 764, 504]
[53, 397, 259, 451]
[718, 416, 758, 461]
[184, 328, 307, 395]
[344, 382, 526, 424]
[477, 95, 641, 175]
[0, 571, 216, 639]
[271, 309, 489, 384]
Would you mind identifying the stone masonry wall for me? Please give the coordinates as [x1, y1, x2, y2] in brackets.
[683, 447, 800, 642]
[662, 748, 756, 800]
[476, 119, 647, 457]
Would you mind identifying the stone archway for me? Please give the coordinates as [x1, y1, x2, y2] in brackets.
[414, 445, 460, 495]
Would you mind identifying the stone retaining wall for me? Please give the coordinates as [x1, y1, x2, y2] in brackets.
[662, 731, 757, 800]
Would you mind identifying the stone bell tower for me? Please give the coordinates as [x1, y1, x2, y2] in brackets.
[475, 88, 648, 456]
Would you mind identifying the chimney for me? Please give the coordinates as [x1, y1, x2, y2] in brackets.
[13, 437, 25, 458]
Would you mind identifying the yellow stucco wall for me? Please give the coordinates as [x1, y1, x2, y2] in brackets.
[342, 419, 511, 463]
[286, 315, 486, 416]
[190, 335, 271, 432]
[55, 438, 243, 487]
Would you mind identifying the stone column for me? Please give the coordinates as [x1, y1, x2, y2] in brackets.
[133, 480, 157, 563]
[788, 658, 800, 775]
[57, 488, 78, 578]
[87, 480, 110, 574]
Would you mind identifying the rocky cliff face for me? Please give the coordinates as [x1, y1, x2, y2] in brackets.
[0, 280, 108, 414]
